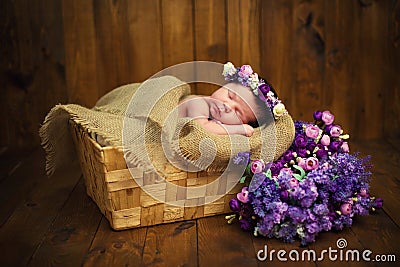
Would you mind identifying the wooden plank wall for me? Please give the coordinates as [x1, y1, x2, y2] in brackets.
[1, 0, 399, 152]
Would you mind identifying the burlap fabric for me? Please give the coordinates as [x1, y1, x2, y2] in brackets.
[40, 76, 295, 176]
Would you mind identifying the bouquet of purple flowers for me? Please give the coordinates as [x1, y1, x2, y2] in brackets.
[227, 110, 383, 245]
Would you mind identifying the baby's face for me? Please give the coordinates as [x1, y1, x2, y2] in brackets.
[209, 83, 257, 125]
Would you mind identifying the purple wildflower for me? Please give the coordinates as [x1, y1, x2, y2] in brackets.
[233, 152, 250, 165]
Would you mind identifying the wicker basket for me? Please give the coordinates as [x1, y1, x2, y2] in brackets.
[69, 120, 243, 230]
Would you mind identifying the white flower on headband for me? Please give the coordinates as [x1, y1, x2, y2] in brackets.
[223, 62, 236, 76]
[249, 73, 259, 90]
[273, 103, 286, 117]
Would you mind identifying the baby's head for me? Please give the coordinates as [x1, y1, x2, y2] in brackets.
[208, 62, 281, 127]
[209, 82, 272, 127]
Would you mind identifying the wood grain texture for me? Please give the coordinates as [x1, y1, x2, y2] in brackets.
[62, 0, 98, 107]
[197, 215, 258, 266]
[227, 0, 261, 71]
[194, 0, 227, 95]
[0, 139, 399, 265]
[385, 0, 400, 139]
[353, 140, 400, 226]
[28, 179, 102, 266]
[82, 217, 147, 266]
[127, 0, 164, 82]
[141, 221, 197, 266]
[292, 0, 325, 120]
[0, 0, 67, 150]
[323, 0, 357, 137]
[352, 0, 388, 139]
[259, 0, 294, 108]
[0, 149, 44, 226]
[161, 0, 195, 68]
[2, 0, 400, 151]
[93, 0, 132, 97]
[0, 157, 82, 266]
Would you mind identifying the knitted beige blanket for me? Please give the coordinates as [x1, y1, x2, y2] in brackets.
[40, 76, 295, 176]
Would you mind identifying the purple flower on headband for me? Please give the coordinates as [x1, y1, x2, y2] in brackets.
[258, 83, 270, 95]
[238, 65, 253, 78]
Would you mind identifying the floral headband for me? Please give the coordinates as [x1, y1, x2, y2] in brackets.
[222, 62, 287, 119]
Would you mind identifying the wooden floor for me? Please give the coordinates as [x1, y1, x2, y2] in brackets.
[0, 139, 399, 267]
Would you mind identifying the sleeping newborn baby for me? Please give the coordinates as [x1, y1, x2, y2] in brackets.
[178, 62, 284, 137]
[178, 83, 265, 137]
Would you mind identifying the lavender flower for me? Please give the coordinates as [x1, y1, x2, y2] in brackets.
[228, 110, 381, 246]
[233, 152, 250, 165]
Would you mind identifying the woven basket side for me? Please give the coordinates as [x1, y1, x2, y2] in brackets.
[69, 121, 112, 213]
[69, 120, 243, 231]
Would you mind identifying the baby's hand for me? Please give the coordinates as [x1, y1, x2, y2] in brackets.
[243, 124, 254, 137]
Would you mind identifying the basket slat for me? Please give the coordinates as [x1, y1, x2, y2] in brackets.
[69, 120, 242, 230]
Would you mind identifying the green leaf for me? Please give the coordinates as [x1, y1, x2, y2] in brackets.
[245, 165, 251, 175]
[293, 165, 306, 180]
[293, 173, 302, 181]
[265, 169, 272, 179]
[240, 176, 247, 184]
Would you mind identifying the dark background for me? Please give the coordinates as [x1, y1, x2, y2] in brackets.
[1, 0, 399, 153]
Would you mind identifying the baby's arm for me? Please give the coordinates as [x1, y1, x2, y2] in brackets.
[196, 119, 254, 137]
[179, 96, 254, 136]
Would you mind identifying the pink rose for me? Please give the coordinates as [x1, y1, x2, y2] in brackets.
[305, 157, 319, 171]
[297, 158, 307, 170]
[329, 125, 342, 137]
[322, 111, 334, 125]
[239, 65, 253, 77]
[289, 177, 299, 188]
[250, 160, 265, 174]
[305, 125, 320, 139]
[340, 203, 352, 215]
[340, 142, 350, 153]
[236, 187, 249, 203]
[320, 134, 331, 146]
